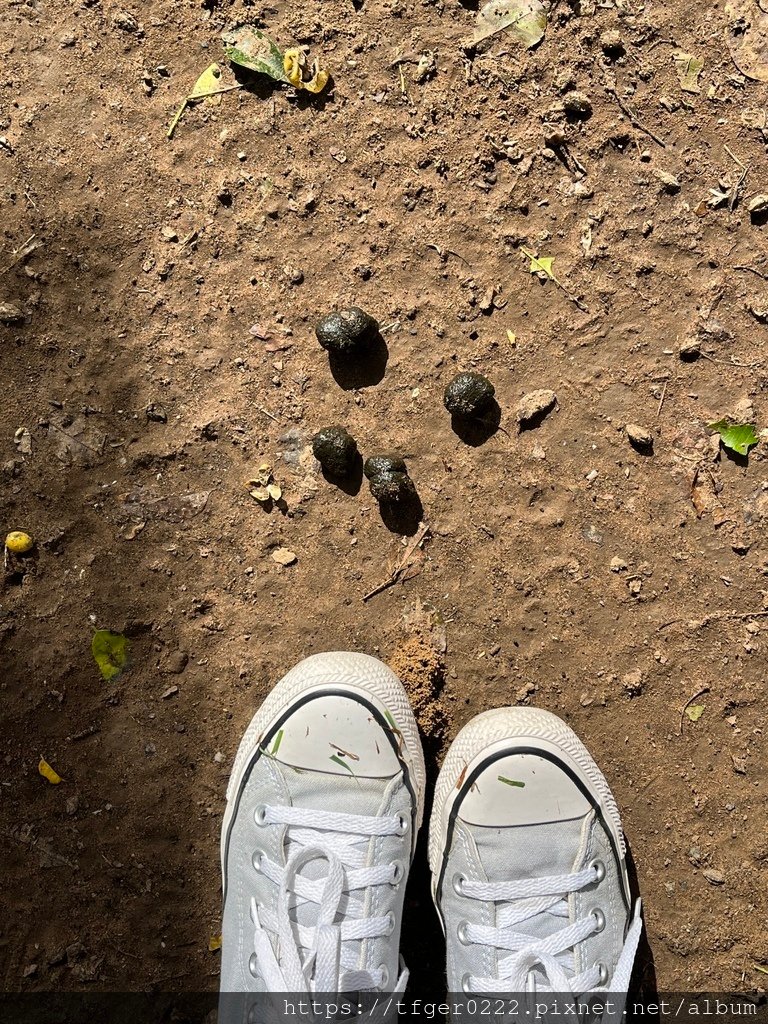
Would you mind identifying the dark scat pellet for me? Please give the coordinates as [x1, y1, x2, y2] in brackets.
[315, 307, 379, 355]
[443, 372, 495, 418]
[312, 426, 359, 477]
[364, 452, 407, 479]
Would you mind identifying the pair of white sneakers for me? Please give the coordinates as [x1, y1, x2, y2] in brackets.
[219, 652, 642, 1003]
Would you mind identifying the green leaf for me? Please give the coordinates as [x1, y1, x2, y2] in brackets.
[707, 419, 759, 457]
[222, 25, 289, 83]
[685, 704, 705, 722]
[473, 0, 547, 47]
[91, 630, 129, 682]
[673, 51, 704, 93]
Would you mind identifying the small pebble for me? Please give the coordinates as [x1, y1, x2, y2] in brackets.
[626, 423, 653, 452]
[516, 389, 557, 428]
[748, 194, 768, 215]
[271, 547, 297, 566]
[563, 91, 592, 120]
[702, 868, 725, 886]
[600, 29, 625, 57]
[653, 169, 681, 194]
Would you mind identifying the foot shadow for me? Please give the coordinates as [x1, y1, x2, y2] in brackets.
[379, 486, 424, 536]
[328, 332, 388, 390]
[321, 452, 364, 496]
[450, 399, 501, 447]
[401, 706, 447, 996]
[626, 840, 658, 997]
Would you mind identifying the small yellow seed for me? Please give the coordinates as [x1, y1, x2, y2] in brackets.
[5, 531, 33, 554]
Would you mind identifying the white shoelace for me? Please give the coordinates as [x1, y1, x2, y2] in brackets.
[457, 864, 643, 993]
[250, 803, 408, 992]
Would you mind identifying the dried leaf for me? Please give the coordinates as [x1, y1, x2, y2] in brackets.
[473, 0, 547, 47]
[208, 933, 222, 952]
[266, 482, 282, 501]
[725, 0, 768, 81]
[506, 329, 517, 345]
[673, 51, 704, 93]
[38, 757, 62, 785]
[283, 48, 330, 94]
[708, 419, 759, 456]
[685, 704, 705, 722]
[249, 485, 271, 503]
[91, 630, 129, 682]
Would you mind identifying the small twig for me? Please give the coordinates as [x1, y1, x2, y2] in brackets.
[679, 685, 710, 736]
[362, 523, 430, 602]
[0, 234, 39, 277]
[658, 610, 768, 631]
[724, 147, 749, 212]
[426, 242, 470, 267]
[255, 404, 280, 423]
[656, 381, 668, 418]
[733, 265, 768, 281]
[605, 85, 666, 148]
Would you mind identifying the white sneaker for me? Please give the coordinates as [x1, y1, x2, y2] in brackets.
[220, 652, 426, 1000]
[429, 708, 642, 994]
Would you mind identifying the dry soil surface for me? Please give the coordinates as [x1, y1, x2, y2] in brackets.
[2, 0, 768, 997]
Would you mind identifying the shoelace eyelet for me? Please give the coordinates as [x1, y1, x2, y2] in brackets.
[589, 858, 606, 883]
[390, 860, 404, 885]
[379, 963, 390, 989]
[461, 973, 472, 994]
[395, 813, 409, 836]
[591, 908, 606, 933]
[452, 872, 466, 896]
[596, 961, 609, 985]
[251, 850, 263, 871]
[457, 920, 470, 945]
[248, 953, 259, 978]
[384, 911, 396, 936]
[254, 804, 268, 826]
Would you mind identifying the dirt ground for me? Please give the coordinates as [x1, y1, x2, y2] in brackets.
[2, 0, 768, 997]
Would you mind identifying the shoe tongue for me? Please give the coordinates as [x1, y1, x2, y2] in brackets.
[466, 816, 587, 946]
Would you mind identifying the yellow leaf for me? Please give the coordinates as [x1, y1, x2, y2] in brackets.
[266, 483, 282, 501]
[168, 64, 224, 139]
[526, 252, 555, 279]
[685, 704, 705, 722]
[283, 48, 329, 94]
[5, 531, 33, 554]
[189, 63, 222, 99]
[249, 485, 271, 503]
[208, 933, 222, 952]
[506, 329, 517, 346]
[38, 757, 62, 785]
[92, 630, 129, 682]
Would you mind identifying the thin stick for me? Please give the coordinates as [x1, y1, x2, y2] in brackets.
[362, 523, 430, 602]
[0, 234, 38, 277]
[605, 85, 666, 148]
[679, 685, 710, 736]
[733, 265, 768, 280]
[658, 610, 768, 631]
[656, 380, 668, 417]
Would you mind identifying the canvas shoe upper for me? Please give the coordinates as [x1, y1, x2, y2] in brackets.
[429, 707, 642, 995]
[220, 652, 425, 1002]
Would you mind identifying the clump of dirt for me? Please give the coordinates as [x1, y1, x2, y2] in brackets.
[388, 633, 448, 745]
